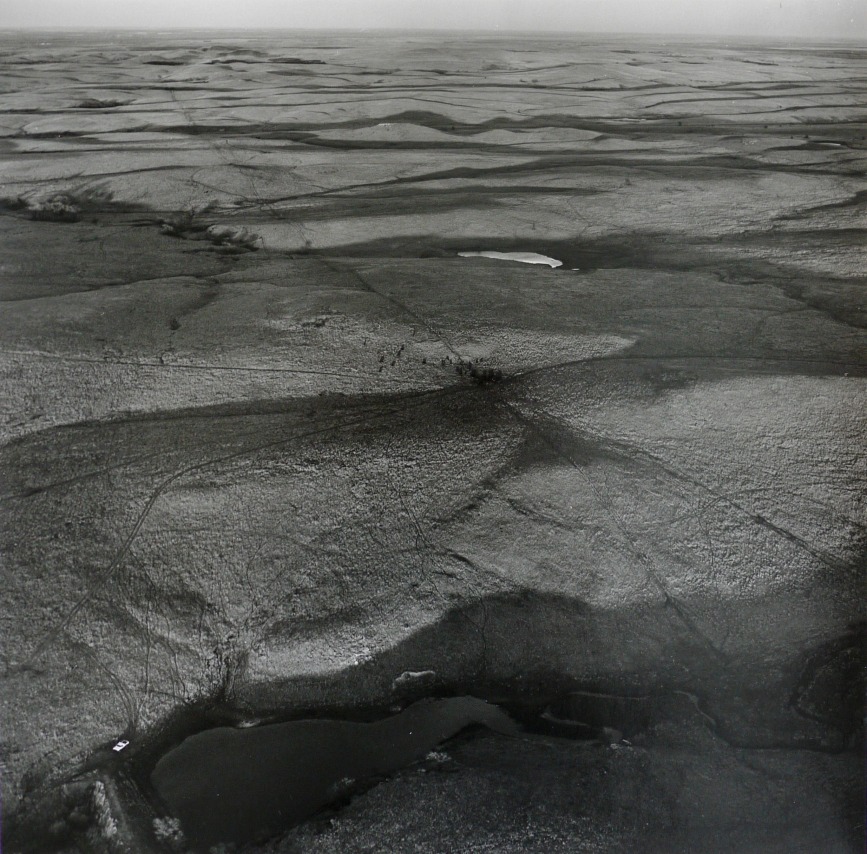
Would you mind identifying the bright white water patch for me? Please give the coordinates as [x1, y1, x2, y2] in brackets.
[458, 251, 563, 268]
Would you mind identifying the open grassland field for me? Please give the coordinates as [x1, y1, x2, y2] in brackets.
[0, 30, 865, 853]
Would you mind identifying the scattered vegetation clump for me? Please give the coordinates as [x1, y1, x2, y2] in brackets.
[158, 202, 220, 238]
[28, 185, 139, 222]
[75, 185, 135, 212]
[206, 224, 262, 251]
[153, 815, 186, 850]
[0, 195, 28, 212]
[327, 776, 356, 797]
[455, 359, 504, 384]
[30, 193, 81, 222]
[159, 208, 203, 238]
[301, 315, 329, 328]
[158, 209, 261, 251]
[90, 781, 117, 842]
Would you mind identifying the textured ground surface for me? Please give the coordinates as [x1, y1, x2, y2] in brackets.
[0, 30, 864, 853]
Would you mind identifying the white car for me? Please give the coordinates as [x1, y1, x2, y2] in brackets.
[112, 739, 130, 752]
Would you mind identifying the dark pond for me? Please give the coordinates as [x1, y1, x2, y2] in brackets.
[151, 696, 518, 849]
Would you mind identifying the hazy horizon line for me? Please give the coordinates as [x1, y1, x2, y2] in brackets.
[1, 25, 865, 44]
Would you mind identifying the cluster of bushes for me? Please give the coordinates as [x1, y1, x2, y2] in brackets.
[0, 195, 29, 213]
[153, 815, 186, 850]
[90, 781, 118, 842]
[433, 354, 504, 384]
[455, 359, 504, 384]
[159, 208, 207, 238]
[6, 190, 262, 252]
[159, 208, 261, 251]
[205, 223, 262, 251]
[3, 185, 137, 222]
[29, 193, 82, 222]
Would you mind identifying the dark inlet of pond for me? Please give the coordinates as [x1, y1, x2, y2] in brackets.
[151, 696, 519, 849]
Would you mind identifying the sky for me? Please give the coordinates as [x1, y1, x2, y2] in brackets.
[1, 0, 864, 39]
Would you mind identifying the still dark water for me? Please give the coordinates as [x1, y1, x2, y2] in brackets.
[151, 696, 518, 849]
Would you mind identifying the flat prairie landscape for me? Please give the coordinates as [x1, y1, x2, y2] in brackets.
[0, 29, 864, 853]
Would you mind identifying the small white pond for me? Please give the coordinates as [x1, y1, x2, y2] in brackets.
[458, 251, 563, 268]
